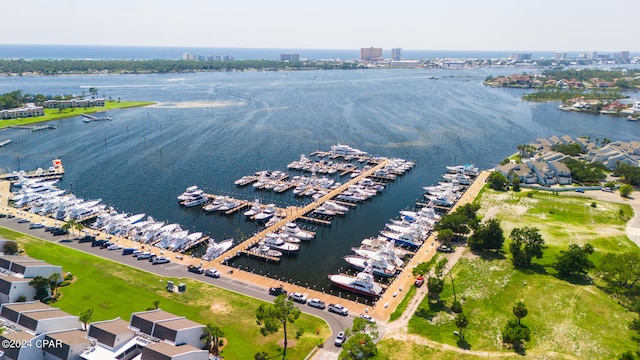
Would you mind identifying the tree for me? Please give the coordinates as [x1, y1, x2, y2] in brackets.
[89, 87, 98, 98]
[509, 227, 545, 268]
[454, 312, 469, 340]
[468, 218, 504, 252]
[256, 295, 301, 357]
[339, 333, 378, 360]
[2, 241, 19, 255]
[511, 175, 521, 192]
[437, 229, 456, 245]
[16, 295, 27, 302]
[427, 277, 445, 302]
[146, 300, 161, 311]
[435, 214, 471, 235]
[512, 301, 528, 326]
[488, 171, 508, 191]
[553, 243, 595, 278]
[28, 276, 50, 301]
[79, 308, 93, 330]
[597, 252, 640, 289]
[49, 272, 61, 298]
[620, 184, 634, 198]
[502, 319, 530, 349]
[201, 323, 224, 356]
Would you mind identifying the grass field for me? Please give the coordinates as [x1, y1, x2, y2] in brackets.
[400, 188, 639, 359]
[0, 101, 154, 128]
[0, 228, 329, 359]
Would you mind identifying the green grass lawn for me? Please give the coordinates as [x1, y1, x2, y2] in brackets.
[389, 285, 417, 322]
[395, 188, 639, 359]
[0, 100, 154, 128]
[1, 228, 329, 359]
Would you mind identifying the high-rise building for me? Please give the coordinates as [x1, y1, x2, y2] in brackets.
[509, 53, 532, 60]
[391, 48, 402, 61]
[280, 54, 300, 62]
[555, 52, 567, 60]
[619, 51, 630, 61]
[360, 47, 382, 61]
[586, 51, 597, 60]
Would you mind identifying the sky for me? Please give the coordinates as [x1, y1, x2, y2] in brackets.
[3, 0, 638, 51]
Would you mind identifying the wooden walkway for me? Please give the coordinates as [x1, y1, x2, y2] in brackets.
[0, 159, 65, 181]
[228, 159, 390, 261]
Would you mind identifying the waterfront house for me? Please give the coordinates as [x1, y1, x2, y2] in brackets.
[140, 341, 208, 360]
[549, 161, 572, 185]
[0, 275, 36, 303]
[43, 329, 91, 360]
[0, 331, 43, 360]
[81, 318, 140, 359]
[0, 256, 63, 281]
[0, 104, 44, 120]
[130, 309, 206, 349]
[528, 161, 557, 186]
[496, 163, 537, 184]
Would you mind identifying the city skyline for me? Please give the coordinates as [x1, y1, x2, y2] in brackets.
[3, 0, 639, 52]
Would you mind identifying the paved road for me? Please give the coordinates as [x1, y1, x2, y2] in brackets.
[0, 217, 353, 354]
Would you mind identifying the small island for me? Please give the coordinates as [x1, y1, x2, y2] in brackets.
[0, 89, 153, 129]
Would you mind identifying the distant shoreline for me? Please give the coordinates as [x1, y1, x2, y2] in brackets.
[0, 101, 154, 129]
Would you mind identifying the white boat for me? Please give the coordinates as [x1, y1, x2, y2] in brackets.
[182, 195, 207, 207]
[343, 255, 398, 278]
[282, 222, 314, 240]
[255, 245, 282, 258]
[202, 238, 234, 261]
[328, 268, 382, 297]
[330, 143, 367, 156]
[177, 185, 203, 201]
[353, 244, 405, 267]
[263, 233, 299, 254]
[380, 230, 423, 249]
[253, 205, 275, 221]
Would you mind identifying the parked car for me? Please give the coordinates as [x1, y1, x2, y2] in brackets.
[188, 265, 205, 274]
[29, 223, 45, 229]
[107, 244, 122, 251]
[122, 248, 137, 255]
[575, 188, 585, 193]
[414, 276, 425, 287]
[602, 187, 614, 192]
[152, 256, 170, 265]
[205, 268, 221, 278]
[7, 214, 15, 219]
[0, 213, 6, 218]
[17, 218, 30, 223]
[131, 250, 143, 257]
[268, 285, 287, 296]
[100, 242, 113, 249]
[92, 239, 108, 247]
[307, 298, 326, 310]
[359, 314, 376, 324]
[78, 235, 96, 243]
[288, 292, 307, 304]
[51, 228, 68, 236]
[437, 244, 454, 253]
[137, 252, 152, 260]
[328, 304, 348, 316]
[334, 331, 346, 347]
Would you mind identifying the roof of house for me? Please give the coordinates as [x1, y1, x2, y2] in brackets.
[155, 318, 204, 331]
[90, 318, 133, 337]
[143, 341, 205, 357]
[2, 301, 52, 313]
[46, 329, 91, 346]
[132, 309, 182, 323]
[22, 308, 73, 321]
[0, 331, 37, 342]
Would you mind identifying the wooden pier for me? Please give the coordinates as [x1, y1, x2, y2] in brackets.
[10, 125, 57, 131]
[182, 235, 210, 253]
[224, 201, 250, 215]
[226, 159, 390, 261]
[0, 140, 12, 147]
[0, 159, 64, 182]
[298, 216, 332, 226]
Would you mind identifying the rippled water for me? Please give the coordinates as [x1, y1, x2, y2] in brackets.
[1, 68, 638, 298]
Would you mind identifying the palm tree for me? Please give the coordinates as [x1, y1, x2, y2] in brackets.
[513, 301, 528, 326]
[201, 323, 225, 355]
[49, 272, 61, 298]
[79, 308, 94, 331]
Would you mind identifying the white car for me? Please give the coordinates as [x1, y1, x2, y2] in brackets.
[205, 268, 221, 278]
[334, 331, 346, 347]
[328, 303, 348, 316]
[29, 223, 45, 229]
[307, 298, 326, 309]
[137, 252, 152, 260]
[288, 292, 307, 304]
[359, 314, 376, 324]
[152, 256, 170, 265]
[107, 244, 122, 251]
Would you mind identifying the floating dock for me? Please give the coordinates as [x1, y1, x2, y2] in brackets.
[82, 113, 112, 122]
[10, 125, 57, 131]
[0, 140, 12, 147]
[0, 159, 64, 181]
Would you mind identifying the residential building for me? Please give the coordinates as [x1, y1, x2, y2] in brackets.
[509, 53, 532, 60]
[0, 256, 63, 280]
[549, 161, 572, 185]
[82, 318, 140, 360]
[280, 54, 300, 62]
[130, 309, 206, 348]
[0, 331, 44, 360]
[43, 329, 91, 360]
[391, 48, 402, 61]
[528, 161, 557, 186]
[0, 104, 44, 120]
[496, 163, 537, 184]
[0, 275, 36, 303]
[360, 47, 382, 61]
[140, 341, 208, 360]
[42, 99, 105, 109]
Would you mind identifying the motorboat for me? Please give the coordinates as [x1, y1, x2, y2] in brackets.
[202, 238, 234, 261]
[263, 233, 299, 254]
[352, 243, 405, 267]
[330, 143, 367, 156]
[182, 195, 207, 208]
[282, 222, 314, 240]
[255, 244, 282, 258]
[177, 185, 203, 201]
[343, 255, 398, 278]
[380, 230, 423, 249]
[253, 205, 275, 221]
[328, 268, 382, 297]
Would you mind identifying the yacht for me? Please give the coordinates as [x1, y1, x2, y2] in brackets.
[182, 194, 207, 208]
[328, 268, 382, 297]
[330, 144, 367, 156]
[177, 185, 203, 201]
[380, 230, 423, 249]
[343, 255, 398, 278]
[202, 238, 234, 261]
[263, 233, 299, 254]
[282, 222, 314, 240]
[255, 244, 282, 258]
[253, 205, 275, 221]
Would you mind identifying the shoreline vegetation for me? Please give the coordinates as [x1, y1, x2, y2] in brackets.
[0, 101, 154, 129]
